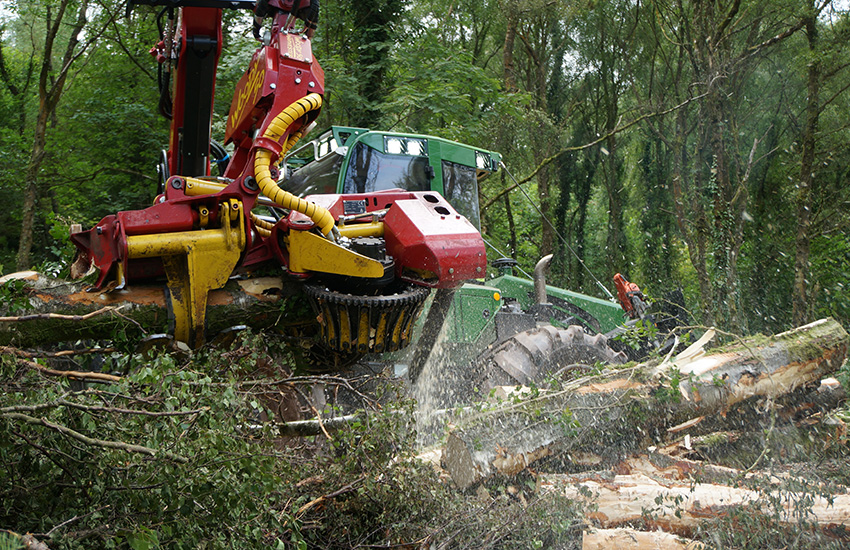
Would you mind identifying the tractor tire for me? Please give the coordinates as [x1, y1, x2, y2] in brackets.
[474, 324, 627, 393]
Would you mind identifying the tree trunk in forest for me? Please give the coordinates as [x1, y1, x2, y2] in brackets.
[524, 34, 555, 258]
[535, 157, 554, 257]
[16, 113, 49, 271]
[571, 151, 596, 289]
[600, 49, 625, 276]
[703, 84, 746, 333]
[746, 124, 781, 332]
[668, 104, 713, 326]
[16, 0, 93, 270]
[502, 6, 518, 93]
[603, 132, 625, 275]
[793, 10, 820, 327]
[442, 319, 848, 489]
[504, 193, 518, 259]
[639, 137, 675, 288]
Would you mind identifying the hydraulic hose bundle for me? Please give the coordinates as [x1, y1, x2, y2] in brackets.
[252, 93, 336, 239]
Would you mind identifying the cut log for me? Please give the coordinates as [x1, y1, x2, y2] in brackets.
[582, 528, 706, 550]
[0, 272, 300, 347]
[442, 319, 848, 489]
[541, 471, 850, 536]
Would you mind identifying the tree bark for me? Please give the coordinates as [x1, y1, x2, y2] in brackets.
[793, 8, 820, 327]
[504, 176, 518, 259]
[442, 319, 848, 489]
[502, 6, 518, 93]
[600, 45, 625, 276]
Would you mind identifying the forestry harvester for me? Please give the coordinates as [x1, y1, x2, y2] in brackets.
[68, 0, 683, 380]
[70, 0, 489, 355]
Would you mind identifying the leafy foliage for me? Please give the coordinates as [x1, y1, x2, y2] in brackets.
[1, 344, 288, 548]
[1, 332, 592, 549]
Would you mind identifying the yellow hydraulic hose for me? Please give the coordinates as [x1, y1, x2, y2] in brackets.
[253, 93, 336, 238]
[250, 212, 273, 237]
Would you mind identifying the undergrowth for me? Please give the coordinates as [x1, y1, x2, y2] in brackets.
[1, 331, 586, 549]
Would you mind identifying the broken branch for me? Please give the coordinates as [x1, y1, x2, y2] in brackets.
[3, 412, 189, 463]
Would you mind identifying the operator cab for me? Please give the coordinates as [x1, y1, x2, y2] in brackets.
[282, 127, 501, 229]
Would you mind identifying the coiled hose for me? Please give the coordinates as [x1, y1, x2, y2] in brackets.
[253, 93, 336, 238]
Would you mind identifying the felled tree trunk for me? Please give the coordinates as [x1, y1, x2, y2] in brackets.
[582, 528, 706, 550]
[542, 471, 850, 537]
[0, 272, 300, 347]
[443, 319, 848, 489]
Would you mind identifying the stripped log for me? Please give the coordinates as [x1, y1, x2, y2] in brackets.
[443, 319, 848, 489]
[0, 272, 299, 347]
[582, 528, 706, 550]
[541, 471, 850, 536]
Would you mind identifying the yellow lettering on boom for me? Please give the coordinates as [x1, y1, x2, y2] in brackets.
[286, 34, 303, 61]
[229, 58, 266, 132]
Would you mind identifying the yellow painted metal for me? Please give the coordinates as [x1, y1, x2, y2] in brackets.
[184, 178, 277, 211]
[338, 308, 351, 350]
[336, 221, 384, 239]
[126, 199, 246, 347]
[288, 230, 385, 277]
[322, 302, 335, 345]
[115, 262, 126, 289]
[357, 309, 370, 352]
[401, 315, 414, 346]
[390, 310, 405, 351]
[374, 311, 389, 351]
[184, 178, 227, 196]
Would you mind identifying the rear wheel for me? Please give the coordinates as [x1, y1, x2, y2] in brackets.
[474, 324, 627, 393]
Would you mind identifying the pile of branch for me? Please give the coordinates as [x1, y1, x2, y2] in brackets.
[4, 272, 849, 546]
[540, 448, 850, 548]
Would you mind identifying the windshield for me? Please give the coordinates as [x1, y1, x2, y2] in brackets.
[283, 149, 344, 196]
[342, 142, 431, 194]
[284, 139, 483, 231]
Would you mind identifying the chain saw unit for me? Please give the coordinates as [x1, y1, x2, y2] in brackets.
[70, 0, 486, 350]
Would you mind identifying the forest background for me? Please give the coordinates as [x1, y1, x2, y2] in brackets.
[2, 0, 850, 337]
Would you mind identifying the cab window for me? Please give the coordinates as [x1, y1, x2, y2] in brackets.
[342, 142, 431, 194]
[442, 160, 480, 229]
